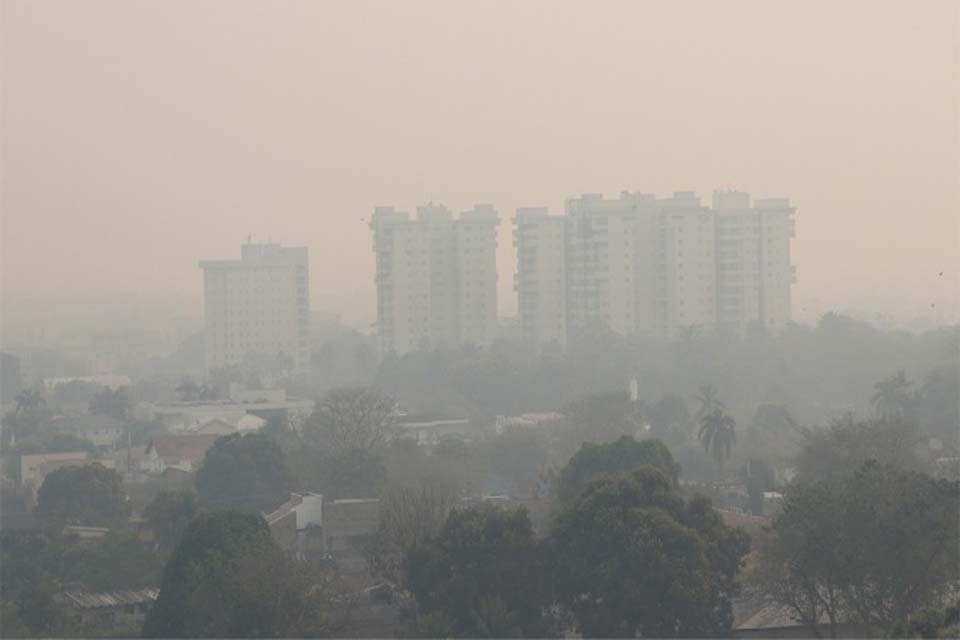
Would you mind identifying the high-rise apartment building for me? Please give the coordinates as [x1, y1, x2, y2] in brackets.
[200, 243, 309, 373]
[371, 204, 499, 357]
[514, 190, 796, 348]
[513, 207, 567, 347]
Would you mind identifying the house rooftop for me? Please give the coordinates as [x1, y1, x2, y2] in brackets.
[147, 434, 219, 463]
[55, 588, 159, 610]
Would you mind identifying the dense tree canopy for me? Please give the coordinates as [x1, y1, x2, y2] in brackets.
[36, 463, 128, 530]
[88, 386, 131, 421]
[755, 462, 960, 637]
[551, 467, 750, 638]
[143, 512, 334, 638]
[143, 490, 200, 552]
[557, 436, 678, 502]
[194, 433, 291, 513]
[793, 417, 924, 481]
[562, 391, 644, 447]
[405, 505, 557, 638]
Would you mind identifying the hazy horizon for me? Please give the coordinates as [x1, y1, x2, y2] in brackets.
[3, 0, 958, 336]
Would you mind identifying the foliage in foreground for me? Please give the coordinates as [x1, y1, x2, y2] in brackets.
[551, 466, 750, 637]
[754, 462, 960, 637]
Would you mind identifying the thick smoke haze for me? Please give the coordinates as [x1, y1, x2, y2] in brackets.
[2, 0, 958, 333]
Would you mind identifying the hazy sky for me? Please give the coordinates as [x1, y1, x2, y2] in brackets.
[3, 0, 958, 330]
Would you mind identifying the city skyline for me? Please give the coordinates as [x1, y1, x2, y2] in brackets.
[3, 1, 957, 334]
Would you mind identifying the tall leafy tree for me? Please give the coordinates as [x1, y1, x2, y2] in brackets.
[562, 391, 644, 446]
[557, 435, 678, 502]
[404, 504, 557, 638]
[143, 512, 335, 638]
[754, 462, 960, 637]
[143, 490, 200, 552]
[793, 417, 923, 481]
[195, 433, 291, 513]
[36, 463, 128, 530]
[369, 483, 458, 584]
[551, 467, 750, 637]
[88, 386, 131, 421]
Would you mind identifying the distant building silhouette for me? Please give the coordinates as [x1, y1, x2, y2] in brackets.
[514, 189, 796, 348]
[371, 204, 499, 357]
[199, 243, 309, 372]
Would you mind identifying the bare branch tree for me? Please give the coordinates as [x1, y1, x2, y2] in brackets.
[305, 387, 399, 452]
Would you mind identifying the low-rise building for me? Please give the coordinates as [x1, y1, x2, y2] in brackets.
[264, 492, 324, 560]
[55, 588, 159, 626]
[141, 434, 219, 474]
[53, 414, 125, 450]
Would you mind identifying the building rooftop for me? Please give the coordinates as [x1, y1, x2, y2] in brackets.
[146, 434, 219, 464]
[56, 588, 159, 611]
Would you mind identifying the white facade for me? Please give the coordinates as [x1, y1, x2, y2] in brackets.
[372, 204, 499, 357]
[513, 207, 567, 348]
[514, 190, 796, 346]
[456, 205, 500, 348]
[200, 243, 309, 372]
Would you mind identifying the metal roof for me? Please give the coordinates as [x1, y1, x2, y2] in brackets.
[56, 588, 159, 610]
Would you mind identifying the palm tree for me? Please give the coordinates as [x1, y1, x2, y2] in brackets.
[694, 385, 726, 421]
[871, 370, 915, 421]
[14, 388, 45, 415]
[698, 408, 737, 472]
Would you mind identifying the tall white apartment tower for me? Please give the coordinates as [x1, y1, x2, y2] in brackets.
[655, 191, 717, 337]
[371, 204, 499, 357]
[513, 207, 567, 348]
[455, 205, 500, 348]
[712, 191, 797, 333]
[200, 243, 309, 373]
[564, 192, 657, 338]
[514, 189, 796, 344]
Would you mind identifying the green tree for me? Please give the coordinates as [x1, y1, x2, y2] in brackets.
[369, 483, 458, 584]
[47, 531, 161, 591]
[871, 370, 917, 421]
[88, 386, 130, 421]
[36, 463, 127, 530]
[404, 504, 557, 638]
[646, 393, 691, 443]
[793, 417, 923, 481]
[697, 408, 737, 472]
[562, 391, 643, 447]
[0, 534, 69, 637]
[550, 467, 750, 637]
[754, 462, 960, 637]
[195, 433, 291, 513]
[891, 601, 960, 639]
[557, 435, 678, 503]
[142, 512, 335, 638]
[304, 387, 398, 452]
[143, 490, 200, 552]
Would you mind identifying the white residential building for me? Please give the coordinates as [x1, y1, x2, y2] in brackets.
[513, 207, 567, 348]
[371, 204, 499, 357]
[456, 205, 500, 348]
[513, 190, 796, 346]
[200, 243, 310, 372]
